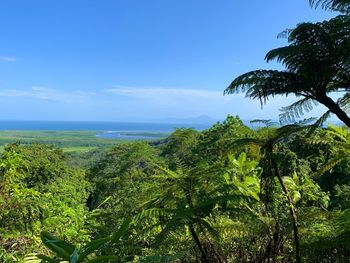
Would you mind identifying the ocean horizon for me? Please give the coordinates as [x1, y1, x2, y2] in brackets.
[0, 120, 213, 132]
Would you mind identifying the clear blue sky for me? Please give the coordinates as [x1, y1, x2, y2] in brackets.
[0, 0, 335, 122]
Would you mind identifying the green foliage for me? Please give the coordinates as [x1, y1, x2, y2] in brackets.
[0, 143, 90, 261]
[2, 1, 350, 262]
[1, 115, 350, 262]
[220, 4, 350, 260]
[37, 218, 130, 263]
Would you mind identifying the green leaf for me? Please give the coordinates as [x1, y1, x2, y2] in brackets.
[78, 237, 111, 263]
[40, 231, 75, 261]
[36, 255, 59, 263]
[292, 191, 301, 204]
[111, 217, 131, 243]
[70, 248, 79, 263]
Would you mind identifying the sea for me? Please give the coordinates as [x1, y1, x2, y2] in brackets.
[0, 120, 338, 140]
[0, 120, 213, 140]
[0, 120, 212, 131]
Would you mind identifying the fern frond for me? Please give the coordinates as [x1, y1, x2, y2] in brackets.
[224, 70, 300, 106]
[279, 98, 318, 124]
[36, 255, 59, 263]
[134, 208, 170, 222]
[250, 119, 279, 127]
[309, 0, 350, 13]
[337, 92, 350, 112]
[336, 208, 350, 231]
[307, 110, 332, 136]
[23, 254, 42, 263]
[273, 124, 306, 143]
[316, 157, 343, 176]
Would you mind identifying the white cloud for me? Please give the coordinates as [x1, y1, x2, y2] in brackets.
[0, 56, 16, 62]
[107, 86, 221, 97]
[0, 87, 96, 103]
[0, 85, 330, 122]
[105, 86, 269, 120]
[106, 86, 233, 106]
[105, 86, 328, 121]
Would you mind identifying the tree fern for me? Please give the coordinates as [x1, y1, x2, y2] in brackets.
[225, 15, 350, 127]
[309, 0, 350, 13]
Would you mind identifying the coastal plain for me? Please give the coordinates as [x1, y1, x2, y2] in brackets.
[0, 130, 168, 153]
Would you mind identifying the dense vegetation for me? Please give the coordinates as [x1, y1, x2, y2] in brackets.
[1, 116, 350, 262]
[1, 0, 350, 262]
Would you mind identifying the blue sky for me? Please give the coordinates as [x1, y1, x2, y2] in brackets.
[0, 0, 335, 122]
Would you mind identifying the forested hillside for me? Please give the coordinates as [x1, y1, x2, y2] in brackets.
[1, 0, 350, 262]
[1, 115, 350, 262]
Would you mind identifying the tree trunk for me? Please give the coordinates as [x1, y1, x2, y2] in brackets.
[184, 188, 210, 263]
[318, 94, 350, 128]
[189, 224, 210, 263]
[271, 220, 281, 262]
[271, 156, 301, 263]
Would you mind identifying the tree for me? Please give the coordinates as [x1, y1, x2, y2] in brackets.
[160, 128, 199, 169]
[233, 125, 306, 263]
[136, 154, 262, 262]
[309, 0, 350, 13]
[224, 15, 350, 127]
